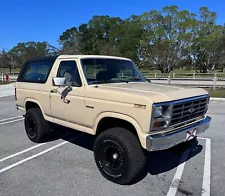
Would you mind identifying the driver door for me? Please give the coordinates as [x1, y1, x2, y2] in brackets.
[50, 60, 85, 125]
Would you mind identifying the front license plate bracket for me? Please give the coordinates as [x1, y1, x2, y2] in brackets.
[186, 128, 197, 141]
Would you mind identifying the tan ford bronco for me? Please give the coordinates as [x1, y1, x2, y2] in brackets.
[15, 55, 211, 184]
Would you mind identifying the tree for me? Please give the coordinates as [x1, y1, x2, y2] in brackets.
[2, 5, 225, 74]
[86, 15, 122, 54]
[10, 42, 58, 68]
[59, 16, 122, 55]
[0, 49, 18, 73]
[190, 7, 221, 73]
[0, 50, 10, 71]
[78, 24, 94, 54]
[140, 6, 198, 73]
[216, 34, 225, 70]
[58, 27, 81, 54]
[109, 15, 143, 64]
[57, 6, 225, 73]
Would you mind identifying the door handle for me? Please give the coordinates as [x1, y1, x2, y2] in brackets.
[63, 98, 70, 104]
[50, 89, 57, 93]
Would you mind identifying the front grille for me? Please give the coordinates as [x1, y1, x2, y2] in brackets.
[170, 96, 209, 126]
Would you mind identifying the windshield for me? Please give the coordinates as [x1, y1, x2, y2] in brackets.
[80, 58, 147, 85]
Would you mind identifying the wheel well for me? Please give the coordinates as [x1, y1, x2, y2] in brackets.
[25, 101, 40, 111]
[96, 117, 138, 138]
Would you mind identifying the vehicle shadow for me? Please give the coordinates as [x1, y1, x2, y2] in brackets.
[130, 138, 203, 185]
[49, 127, 203, 185]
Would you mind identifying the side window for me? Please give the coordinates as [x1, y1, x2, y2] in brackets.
[57, 60, 82, 87]
[18, 60, 54, 83]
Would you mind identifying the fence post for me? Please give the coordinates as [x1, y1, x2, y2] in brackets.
[155, 73, 157, 79]
[213, 75, 217, 90]
[168, 75, 171, 85]
[122, 73, 124, 78]
[173, 73, 175, 79]
[193, 73, 195, 79]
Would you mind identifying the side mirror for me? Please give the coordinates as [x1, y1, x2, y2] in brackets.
[52, 77, 66, 86]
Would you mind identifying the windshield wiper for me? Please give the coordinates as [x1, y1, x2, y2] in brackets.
[111, 78, 141, 83]
[127, 78, 142, 82]
[90, 80, 124, 85]
[131, 78, 141, 81]
[90, 78, 141, 85]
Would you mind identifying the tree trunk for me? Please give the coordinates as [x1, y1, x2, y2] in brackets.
[200, 67, 208, 73]
[159, 67, 171, 73]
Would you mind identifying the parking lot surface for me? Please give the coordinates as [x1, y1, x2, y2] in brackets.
[0, 96, 224, 196]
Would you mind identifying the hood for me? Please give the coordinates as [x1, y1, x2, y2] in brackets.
[93, 82, 209, 103]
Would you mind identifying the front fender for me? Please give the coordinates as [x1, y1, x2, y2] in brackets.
[93, 112, 148, 149]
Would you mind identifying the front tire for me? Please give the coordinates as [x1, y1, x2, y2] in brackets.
[93, 128, 146, 185]
[24, 108, 50, 143]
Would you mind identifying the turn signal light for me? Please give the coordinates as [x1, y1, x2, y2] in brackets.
[153, 122, 161, 128]
[152, 121, 167, 129]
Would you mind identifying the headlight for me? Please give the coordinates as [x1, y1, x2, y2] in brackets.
[151, 104, 173, 131]
[153, 106, 163, 118]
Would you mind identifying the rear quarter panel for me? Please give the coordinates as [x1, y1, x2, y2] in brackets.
[16, 82, 53, 120]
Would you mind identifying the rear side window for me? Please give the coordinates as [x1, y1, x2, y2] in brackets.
[17, 60, 54, 83]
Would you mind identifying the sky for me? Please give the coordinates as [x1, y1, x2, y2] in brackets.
[1, 0, 225, 51]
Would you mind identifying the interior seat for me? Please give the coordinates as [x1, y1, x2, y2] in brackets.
[96, 70, 113, 81]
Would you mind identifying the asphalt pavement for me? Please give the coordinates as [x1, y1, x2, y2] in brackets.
[0, 83, 15, 98]
[0, 96, 224, 196]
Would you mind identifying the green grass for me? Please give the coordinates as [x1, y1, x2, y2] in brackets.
[204, 88, 225, 98]
[1, 68, 20, 74]
[0, 81, 14, 85]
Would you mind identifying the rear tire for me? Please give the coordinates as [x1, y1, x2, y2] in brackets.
[93, 127, 146, 185]
[24, 108, 50, 143]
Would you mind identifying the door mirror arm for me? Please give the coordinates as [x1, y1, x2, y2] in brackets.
[51, 77, 72, 103]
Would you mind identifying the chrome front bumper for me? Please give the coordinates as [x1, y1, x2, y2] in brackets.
[146, 116, 211, 151]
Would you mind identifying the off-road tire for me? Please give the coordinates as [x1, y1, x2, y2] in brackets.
[24, 108, 50, 143]
[93, 127, 146, 185]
